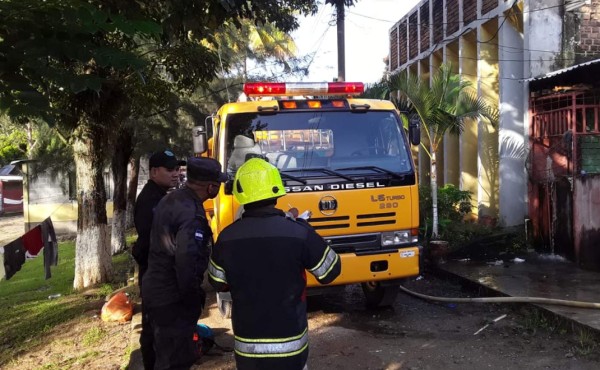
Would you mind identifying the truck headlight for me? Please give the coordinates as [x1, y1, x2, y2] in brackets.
[381, 230, 419, 246]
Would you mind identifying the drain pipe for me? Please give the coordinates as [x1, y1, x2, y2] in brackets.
[398, 285, 600, 309]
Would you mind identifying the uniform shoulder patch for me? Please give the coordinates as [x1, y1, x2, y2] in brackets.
[195, 229, 204, 241]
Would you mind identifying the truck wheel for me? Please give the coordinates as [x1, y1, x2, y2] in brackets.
[361, 282, 400, 308]
[217, 292, 232, 319]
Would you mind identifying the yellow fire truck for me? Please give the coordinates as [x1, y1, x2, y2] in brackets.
[193, 82, 422, 316]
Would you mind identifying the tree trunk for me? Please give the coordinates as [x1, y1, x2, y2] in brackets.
[126, 155, 140, 229]
[431, 150, 439, 239]
[72, 125, 112, 290]
[110, 127, 133, 255]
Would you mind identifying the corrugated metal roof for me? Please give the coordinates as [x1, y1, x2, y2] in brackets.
[524, 58, 600, 82]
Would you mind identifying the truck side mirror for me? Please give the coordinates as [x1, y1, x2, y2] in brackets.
[409, 117, 421, 146]
[192, 125, 208, 154]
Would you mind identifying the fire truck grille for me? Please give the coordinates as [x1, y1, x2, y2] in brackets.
[356, 212, 397, 227]
[309, 212, 397, 230]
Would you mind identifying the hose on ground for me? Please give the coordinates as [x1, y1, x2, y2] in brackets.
[398, 284, 600, 309]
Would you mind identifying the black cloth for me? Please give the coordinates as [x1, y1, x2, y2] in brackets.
[142, 186, 211, 370]
[41, 217, 59, 279]
[209, 206, 341, 370]
[133, 179, 167, 287]
[3, 238, 26, 280]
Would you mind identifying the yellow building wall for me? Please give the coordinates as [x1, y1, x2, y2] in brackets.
[459, 31, 479, 214]
[478, 19, 500, 220]
[444, 41, 460, 186]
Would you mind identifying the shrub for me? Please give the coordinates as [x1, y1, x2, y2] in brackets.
[419, 184, 473, 240]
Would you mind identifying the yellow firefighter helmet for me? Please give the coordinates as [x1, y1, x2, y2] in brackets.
[233, 158, 286, 205]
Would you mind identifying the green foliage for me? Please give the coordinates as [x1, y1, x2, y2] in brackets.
[418, 184, 497, 250]
[419, 184, 472, 228]
[0, 0, 160, 123]
[573, 328, 599, 356]
[97, 284, 113, 298]
[0, 128, 27, 166]
[82, 327, 106, 347]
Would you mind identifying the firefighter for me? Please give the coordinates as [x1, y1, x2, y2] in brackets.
[142, 157, 227, 370]
[208, 158, 341, 370]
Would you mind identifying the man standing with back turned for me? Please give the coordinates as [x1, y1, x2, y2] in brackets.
[208, 158, 341, 370]
[133, 150, 184, 370]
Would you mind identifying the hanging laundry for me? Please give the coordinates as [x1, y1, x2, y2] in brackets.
[22, 225, 43, 257]
[41, 217, 58, 279]
[3, 237, 25, 280]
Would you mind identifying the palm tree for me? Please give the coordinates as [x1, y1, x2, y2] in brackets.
[385, 63, 498, 238]
[213, 20, 302, 80]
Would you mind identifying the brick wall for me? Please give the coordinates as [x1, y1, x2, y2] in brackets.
[447, 0, 460, 35]
[433, 0, 444, 43]
[463, 0, 477, 25]
[578, 0, 600, 55]
[390, 28, 398, 70]
[420, 2, 430, 52]
[400, 21, 407, 65]
[482, 0, 497, 16]
[409, 12, 419, 59]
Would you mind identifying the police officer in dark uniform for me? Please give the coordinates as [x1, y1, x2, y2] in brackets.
[133, 150, 185, 370]
[208, 158, 341, 370]
[142, 156, 227, 370]
[134, 150, 185, 286]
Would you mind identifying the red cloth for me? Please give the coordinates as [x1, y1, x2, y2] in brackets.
[22, 225, 43, 257]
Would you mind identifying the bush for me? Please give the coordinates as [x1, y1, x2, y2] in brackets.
[419, 184, 473, 239]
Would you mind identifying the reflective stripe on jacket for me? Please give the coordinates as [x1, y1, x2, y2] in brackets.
[209, 206, 341, 370]
[234, 327, 308, 358]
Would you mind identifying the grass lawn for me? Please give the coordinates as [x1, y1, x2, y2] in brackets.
[0, 236, 136, 367]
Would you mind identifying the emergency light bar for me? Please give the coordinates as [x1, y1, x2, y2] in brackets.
[243, 82, 364, 97]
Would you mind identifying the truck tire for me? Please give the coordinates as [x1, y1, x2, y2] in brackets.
[361, 281, 400, 308]
[217, 291, 232, 319]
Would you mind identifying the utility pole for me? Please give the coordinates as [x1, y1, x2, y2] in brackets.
[335, 0, 346, 82]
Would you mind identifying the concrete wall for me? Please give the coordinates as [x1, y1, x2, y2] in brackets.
[527, 0, 563, 76]
[499, 13, 527, 227]
[573, 176, 600, 270]
[20, 157, 151, 236]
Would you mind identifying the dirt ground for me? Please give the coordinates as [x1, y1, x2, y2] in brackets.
[3, 215, 598, 369]
[4, 271, 600, 370]
[0, 213, 24, 246]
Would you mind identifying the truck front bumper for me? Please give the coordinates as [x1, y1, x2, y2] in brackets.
[306, 245, 421, 287]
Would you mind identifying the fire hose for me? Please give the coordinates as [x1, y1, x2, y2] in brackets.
[398, 284, 600, 309]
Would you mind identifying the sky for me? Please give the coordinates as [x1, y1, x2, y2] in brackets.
[290, 0, 421, 84]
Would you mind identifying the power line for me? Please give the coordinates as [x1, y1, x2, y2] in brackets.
[349, 2, 568, 27]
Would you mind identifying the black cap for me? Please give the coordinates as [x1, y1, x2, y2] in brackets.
[149, 150, 186, 170]
[187, 157, 228, 183]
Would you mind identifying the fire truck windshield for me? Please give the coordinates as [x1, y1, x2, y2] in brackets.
[225, 111, 413, 179]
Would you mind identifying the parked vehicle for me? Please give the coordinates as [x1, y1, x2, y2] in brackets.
[194, 82, 422, 316]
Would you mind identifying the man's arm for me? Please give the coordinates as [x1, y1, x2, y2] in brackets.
[208, 239, 229, 292]
[132, 193, 159, 265]
[304, 227, 341, 285]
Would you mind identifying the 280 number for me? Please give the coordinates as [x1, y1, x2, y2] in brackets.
[379, 202, 398, 209]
